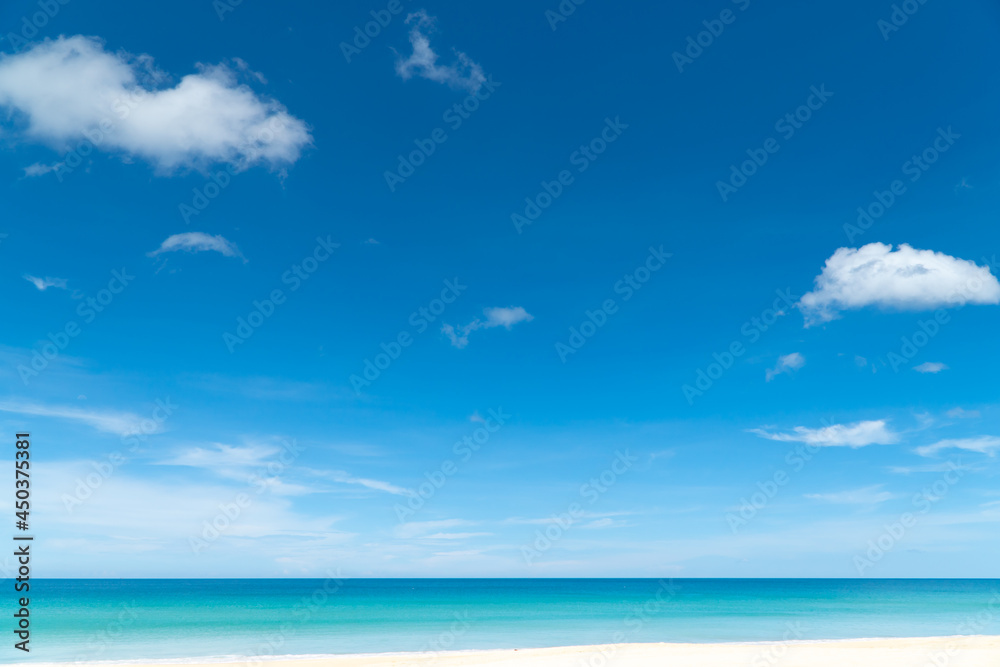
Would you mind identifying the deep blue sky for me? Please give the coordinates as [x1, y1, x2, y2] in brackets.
[1, 0, 998, 577]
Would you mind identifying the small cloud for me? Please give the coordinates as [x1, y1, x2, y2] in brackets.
[433, 549, 483, 557]
[646, 449, 674, 467]
[394, 10, 485, 93]
[148, 232, 245, 262]
[469, 411, 485, 423]
[749, 419, 898, 448]
[319, 470, 413, 496]
[159, 443, 279, 469]
[502, 511, 630, 527]
[395, 519, 476, 540]
[916, 436, 1000, 458]
[23, 274, 67, 290]
[889, 462, 973, 474]
[766, 352, 805, 381]
[804, 484, 896, 505]
[363, 238, 380, 245]
[914, 362, 947, 374]
[854, 355, 868, 368]
[798, 243, 1000, 326]
[946, 407, 980, 419]
[442, 306, 533, 348]
[955, 178, 972, 191]
[23, 161, 62, 177]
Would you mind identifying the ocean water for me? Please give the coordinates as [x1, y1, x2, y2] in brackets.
[6, 579, 1000, 663]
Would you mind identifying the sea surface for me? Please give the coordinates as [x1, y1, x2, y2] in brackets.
[5, 579, 1000, 663]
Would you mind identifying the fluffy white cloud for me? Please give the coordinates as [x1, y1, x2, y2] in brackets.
[23, 274, 67, 290]
[914, 362, 948, 373]
[798, 243, 1000, 326]
[395, 11, 485, 93]
[0, 36, 311, 172]
[442, 306, 533, 348]
[916, 436, 1000, 457]
[148, 232, 245, 261]
[766, 352, 805, 381]
[750, 419, 899, 448]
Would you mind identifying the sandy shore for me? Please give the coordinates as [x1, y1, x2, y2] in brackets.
[111, 636, 1000, 667]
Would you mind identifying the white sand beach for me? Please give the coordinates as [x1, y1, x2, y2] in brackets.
[121, 636, 1000, 667]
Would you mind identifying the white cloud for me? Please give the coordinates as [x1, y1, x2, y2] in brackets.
[159, 443, 409, 495]
[805, 484, 896, 505]
[23, 161, 62, 177]
[483, 306, 533, 328]
[914, 362, 948, 374]
[765, 352, 805, 381]
[0, 401, 149, 435]
[798, 243, 1000, 326]
[946, 407, 980, 419]
[749, 420, 899, 448]
[442, 306, 533, 348]
[0, 36, 311, 172]
[502, 511, 630, 526]
[394, 11, 485, 93]
[888, 462, 974, 474]
[148, 232, 245, 261]
[159, 443, 279, 469]
[32, 463, 348, 566]
[23, 274, 67, 290]
[395, 519, 476, 539]
[916, 436, 1000, 457]
[318, 470, 413, 496]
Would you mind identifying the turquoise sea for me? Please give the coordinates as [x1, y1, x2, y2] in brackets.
[6, 579, 1000, 663]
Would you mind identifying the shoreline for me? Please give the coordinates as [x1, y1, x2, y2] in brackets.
[16, 636, 1000, 667]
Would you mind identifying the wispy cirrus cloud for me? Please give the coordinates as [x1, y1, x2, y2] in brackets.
[158, 442, 279, 469]
[159, 442, 409, 496]
[749, 420, 899, 448]
[805, 484, 897, 505]
[394, 519, 478, 540]
[442, 306, 533, 348]
[798, 243, 1000, 326]
[23, 274, 67, 290]
[148, 232, 245, 261]
[394, 10, 485, 93]
[0, 400, 150, 434]
[916, 436, 1000, 458]
[315, 469, 413, 497]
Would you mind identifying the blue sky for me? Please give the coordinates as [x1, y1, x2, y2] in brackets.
[1, 0, 999, 577]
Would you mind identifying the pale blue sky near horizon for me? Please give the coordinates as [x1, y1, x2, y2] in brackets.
[0, 0, 998, 578]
